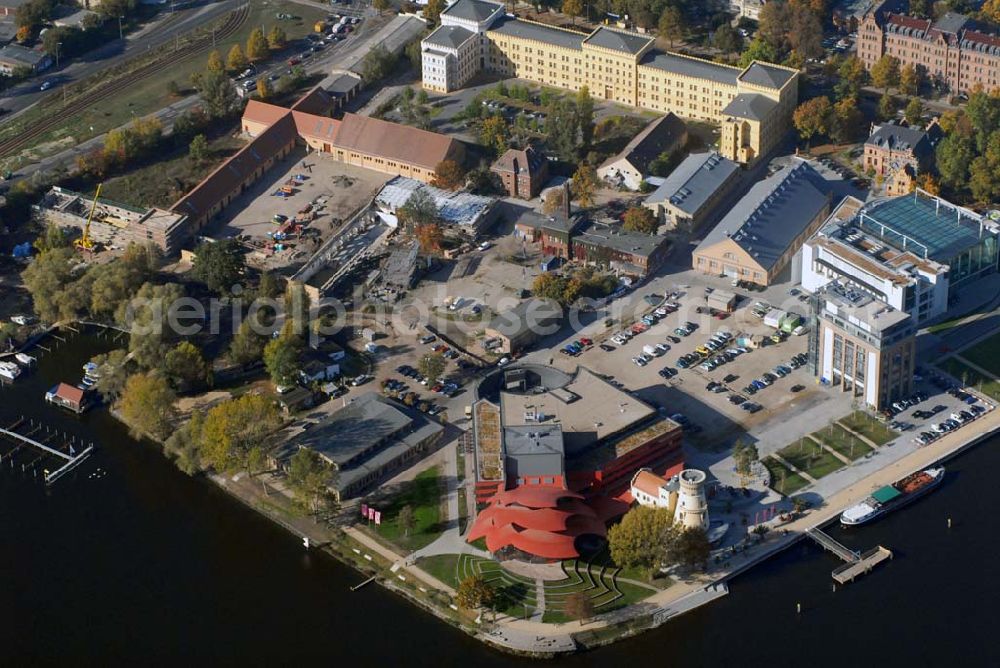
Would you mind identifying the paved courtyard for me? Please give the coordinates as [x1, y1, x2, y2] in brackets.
[205, 146, 389, 271]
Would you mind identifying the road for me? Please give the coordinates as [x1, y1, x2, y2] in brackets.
[3, 11, 425, 186]
[0, 1, 245, 120]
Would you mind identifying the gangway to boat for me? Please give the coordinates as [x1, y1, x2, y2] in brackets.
[806, 528, 893, 584]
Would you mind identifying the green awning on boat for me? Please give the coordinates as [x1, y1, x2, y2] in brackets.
[872, 486, 902, 503]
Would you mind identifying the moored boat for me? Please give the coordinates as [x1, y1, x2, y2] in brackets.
[0, 361, 22, 381]
[841, 467, 945, 526]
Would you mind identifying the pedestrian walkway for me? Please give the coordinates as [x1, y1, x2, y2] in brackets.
[835, 421, 879, 449]
[953, 354, 1000, 382]
[531, 579, 545, 622]
[342, 525, 458, 596]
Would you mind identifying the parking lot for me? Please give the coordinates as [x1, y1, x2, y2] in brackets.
[207, 147, 389, 270]
[533, 286, 824, 450]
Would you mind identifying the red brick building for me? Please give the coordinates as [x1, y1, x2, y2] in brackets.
[491, 145, 549, 200]
[858, 5, 1000, 93]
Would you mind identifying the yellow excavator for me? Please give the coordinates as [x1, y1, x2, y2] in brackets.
[74, 183, 102, 253]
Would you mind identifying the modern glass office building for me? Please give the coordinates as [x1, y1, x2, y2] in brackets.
[856, 190, 999, 290]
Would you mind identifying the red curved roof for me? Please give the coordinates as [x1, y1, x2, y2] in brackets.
[468, 485, 607, 560]
[492, 486, 584, 509]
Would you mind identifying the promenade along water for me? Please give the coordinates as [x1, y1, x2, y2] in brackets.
[0, 329, 997, 666]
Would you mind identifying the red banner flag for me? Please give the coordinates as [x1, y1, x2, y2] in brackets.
[368, 507, 376, 521]
[361, 503, 368, 518]
[374, 511, 381, 526]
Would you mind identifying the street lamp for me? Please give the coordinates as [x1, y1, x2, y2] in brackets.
[118, 16, 124, 41]
[55, 41, 62, 69]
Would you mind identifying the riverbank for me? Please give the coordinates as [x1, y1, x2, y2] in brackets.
[16, 324, 1000, 659]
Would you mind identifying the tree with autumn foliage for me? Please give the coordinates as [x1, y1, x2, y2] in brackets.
[571, 162, 598, 208]
[792, 96, 832, 147]
[431, 160, 466, 190]
[415, 223, 444, 253]
[622, 206, 658, 235]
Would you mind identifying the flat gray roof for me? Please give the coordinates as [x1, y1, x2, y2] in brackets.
[646, 151, 740, 216]
[490, 16, 584, 51]
[487, 298, 562, 339]
[442, 0, 503, 22]
[698, 161, 832, 271]
[738, 62, 796, 89]
[423, 24, 476, 49]
[290, 393, 443, 494]
[640, 51, 740, 86]
[584, 26, 653, 54]
[575, 220, 669, 259]
[722, 93, 778, 121]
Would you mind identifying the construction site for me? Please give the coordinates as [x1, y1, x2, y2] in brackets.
[34, 186, 189, 255]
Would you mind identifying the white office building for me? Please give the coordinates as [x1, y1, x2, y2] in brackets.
[802, 196, 950, 325]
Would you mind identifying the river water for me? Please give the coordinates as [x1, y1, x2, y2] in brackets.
[1, 329, 997, 666]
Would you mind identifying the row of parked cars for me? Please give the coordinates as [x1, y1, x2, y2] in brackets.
[560, 337, 593, 356]
[913, 403, 987, 446]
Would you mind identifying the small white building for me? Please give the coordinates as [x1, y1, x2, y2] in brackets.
[597, 113, 688, 191]
[630, 468, 709, 530]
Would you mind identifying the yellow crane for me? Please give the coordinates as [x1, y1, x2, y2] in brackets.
[74, 182, 102, 253]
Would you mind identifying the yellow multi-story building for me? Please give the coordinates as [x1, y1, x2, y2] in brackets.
[421, 0, 799, 164]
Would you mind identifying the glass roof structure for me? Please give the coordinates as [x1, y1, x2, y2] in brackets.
[857, 191, 989, 261]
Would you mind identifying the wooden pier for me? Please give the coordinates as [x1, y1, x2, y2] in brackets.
[0, 419, 94, 485]
[806, 528, 893, 584]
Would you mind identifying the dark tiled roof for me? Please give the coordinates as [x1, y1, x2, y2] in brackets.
[722, 93, 778, 121]
[575, 220, 669, 258]
[489, 16, 584, 51]
[423, 24, 477, 49]
[601, 113, 687, 174]
[640, 51, 740, 85]
[865, 123, 931, 154]
[738, 62, 796, 89]
[441, 0, 503, 22]
[697, 161, 832, 271]
[290, 86, 334, 115]
[583, 26, 653, 54]
[493, 145, 546, 175]
[646, 151, 740, 216]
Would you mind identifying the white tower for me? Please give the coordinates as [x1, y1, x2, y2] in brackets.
[673, 469, 708, 530]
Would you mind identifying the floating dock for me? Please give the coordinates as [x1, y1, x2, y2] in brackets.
[0, 419, 94, 485]
[806, 527, 893, 584]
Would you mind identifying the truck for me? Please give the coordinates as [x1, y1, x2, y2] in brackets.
[314, 20, 327, 33]
[763, 309, 787, 329]
[779, 313, 802, 333]
[643, 344, 661, 357]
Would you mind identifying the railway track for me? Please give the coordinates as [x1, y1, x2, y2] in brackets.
[0, 2, 250, 160]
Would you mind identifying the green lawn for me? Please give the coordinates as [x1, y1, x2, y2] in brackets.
[813, 424, 873, 461]
[372, 466, 444, 551]
[763, 456, 810, 496]
[958, 332, 1000, 377]
[450, 553, 656, 623]
[778, 439, 845, 480]
[835, 411, 895, 446]
[96, 132, 245, 208]
[941, 358, 1000, 401]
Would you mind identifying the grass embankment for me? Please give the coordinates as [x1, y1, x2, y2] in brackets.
[940, 357, 1000, 402]
[763, 456, 810, 496]
[778, 438, 844, 480]
[1, 1, 326, 167]
[812, 423, 874, 461]
[372, 466, 444, 551]
[958, 331, 1000, 377]
[420, 551, 658, 623]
